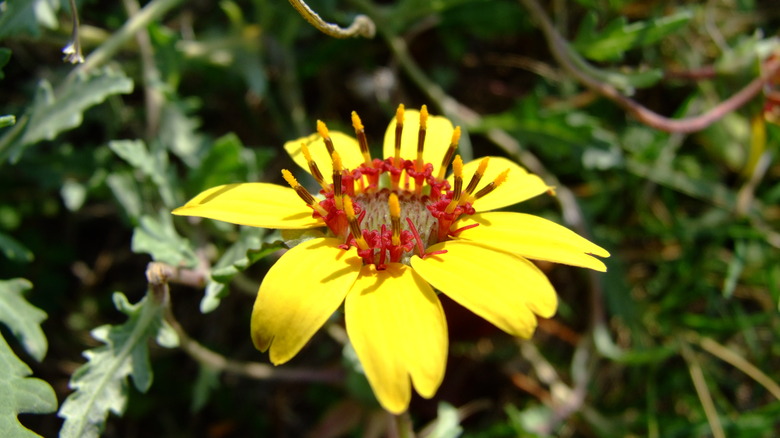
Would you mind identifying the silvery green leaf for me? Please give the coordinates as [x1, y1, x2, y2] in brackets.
[58, 291, 165, 438]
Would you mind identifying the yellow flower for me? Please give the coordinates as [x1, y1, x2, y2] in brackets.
[172, 105, 609, 414]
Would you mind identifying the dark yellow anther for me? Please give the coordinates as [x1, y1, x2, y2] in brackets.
[317, 119, 329, 138]
[332, 150, 343, 172]
[317, 120, 335, 155]
[394, 104, 404, 167]
[351, 111, 364, 131]
[281, 169, 299, 190]
[343, 195, 356, 217]
[389, 192, 401, 246]
[351, 111, 372, 165]
[474, 168, 510, 200]
[419, 105, 429, 129]
[281, 169, 328, 216]
[445, 155, 464, 213]
[301, 142, 313, 162]
[416, 105, 429, 171]
[396, 104, 405, 125]
[332, 151, 344, 210]
[437, 126, 461, 179]
[452, 154, 463, 178]
[344, 196, 369, 250]
[463, 157, 490, 199]
[300, 143, 327, 189]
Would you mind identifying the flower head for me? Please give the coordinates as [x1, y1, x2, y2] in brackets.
[172, 105, 609, 413]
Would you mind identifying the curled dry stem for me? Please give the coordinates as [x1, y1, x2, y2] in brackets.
[288, 0, 375, 38]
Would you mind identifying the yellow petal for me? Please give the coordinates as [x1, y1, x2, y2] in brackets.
[382, 109, 454, 177]
[173, 183, 322, 229]
[345, 264, 448, 414]
[411, 240, 557, 337]
[451, 156, 550, 211]
[251, 238, 362, 364]
[284, 131, 365, 184]
[456, 212, 610, 271]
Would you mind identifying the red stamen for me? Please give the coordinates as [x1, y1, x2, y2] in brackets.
[406, 217, 426, 258]
[450, 222, 480, 236]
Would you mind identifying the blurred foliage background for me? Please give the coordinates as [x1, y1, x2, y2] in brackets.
[1, 0, 779, 437]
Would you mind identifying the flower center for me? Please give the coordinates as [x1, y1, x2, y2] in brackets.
[354, 190, 435, 244]
[282, 104, 509, 270]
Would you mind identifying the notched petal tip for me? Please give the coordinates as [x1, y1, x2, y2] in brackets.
[412, 241, 555, 339]
[587, 246, 611, 259]
[455, 212, 610, 272]
[346, 264, 446, 415]
[250, 238, 361, 365]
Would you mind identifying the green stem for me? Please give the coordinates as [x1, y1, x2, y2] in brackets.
[394, 412, 415, 438]
[68, 0, 184, 80]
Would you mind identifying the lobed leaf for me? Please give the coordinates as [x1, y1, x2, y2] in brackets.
[58, 291, 166, 438]
[0, 0, 59, 40]
[201, 226, 284, 313]
[0, 335, 57, 438]
[0, 279, 47, 361]
[0, 67, 133, 163]
[131, 211, 199, 268]
[108, 139, 178, 207]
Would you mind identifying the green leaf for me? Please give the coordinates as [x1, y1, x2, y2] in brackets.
[190, 364, 220, 413]
[61, 179, 87, 212]
[0, 334, 57, 438]
[0, 115, 15, 129]
[159, 101, 207, 168]
[573, 10, 692, 62]
[0, 278, 56, 437]
[106, 172, 144, 223]
[0, 232, 33, 263]
[201, 227, 282, 313]
[187, 133, 247, 193]
[0, 0, 59, 40]
[0, 67, 134, 163]
[108, 139, 177, 207]
[58, 291, 165, 438]
[505, 403, 554, 436]
[0, 279, 47, 362]
[426, 403, 463, 438]
[132, 211, 198, 268]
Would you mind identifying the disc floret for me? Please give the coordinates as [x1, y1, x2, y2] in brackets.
[282, 105, 508, 270]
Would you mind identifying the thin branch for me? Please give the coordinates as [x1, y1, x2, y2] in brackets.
[145, 261, 207, 289]
[288, 0, 375, 39]
[518, 340, 585, 434]
[695, 335, 780, 401]
[145, 262, 344, 383]
[519, 0, 780, 133]
[391, 412, 415, 438]
[680, 341, 726, 438]
[62, 0, 85, 64]
[163, 304, 344, 383]
[122, 0, 165, 138]
[69, 0, 184, 80]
